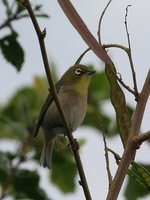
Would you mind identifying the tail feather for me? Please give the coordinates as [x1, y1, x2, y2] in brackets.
[40, 137, 56, 169]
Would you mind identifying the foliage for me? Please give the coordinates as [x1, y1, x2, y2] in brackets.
[124, 164, 150, 200]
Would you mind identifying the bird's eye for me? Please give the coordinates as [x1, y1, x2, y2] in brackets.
[75, 68, 82, 75]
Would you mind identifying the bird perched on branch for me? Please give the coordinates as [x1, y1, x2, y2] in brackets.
[34, 64, 95, 169]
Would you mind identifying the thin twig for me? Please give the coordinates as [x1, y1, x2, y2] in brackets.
[103, 44, 137, 95]
[112, 69, 135, 95]
[74, 48, 91, 65]
[97, 0, 113, 44]
[0, 3, 48, 29]
[21, 0, 92, 199]
[124, 5, 139, 100]
[0, 8, 19, 29]
[99, 116, 112, 188]
[103, 43, 129, 53]
[107, 69, 150, 200]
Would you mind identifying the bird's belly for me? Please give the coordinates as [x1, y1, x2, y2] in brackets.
[42, 92, 87, 133]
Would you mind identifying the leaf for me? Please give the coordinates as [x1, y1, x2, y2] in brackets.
[13, 169, 49, 200]
[34, 4, 43, 11]
[89, 70, 110, 101]
[51, 150, 77, 193]
[105, 63, 132, 147]
[0, 32, 24, 71]
[108, 149, 150, 199]
[124, 163, 150, 200]
[131, 162, 150, 189]
[83, 70, 118, 137]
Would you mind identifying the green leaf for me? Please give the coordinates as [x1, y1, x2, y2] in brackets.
[34, 4, 43, 11]
[89, 70, 110, 101]
[109, 148, 150, 199]
[131, 162, 150, 189]
[51, 150, 77, 193]
[0, 32, 24, 71]
[124, 163, 150, 200]
[105, 64, 132, 147]
[13, 169, 49, 200]
[84, 70, 118, 135]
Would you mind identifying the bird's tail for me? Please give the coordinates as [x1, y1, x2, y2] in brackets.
[40, 136, 56, 169]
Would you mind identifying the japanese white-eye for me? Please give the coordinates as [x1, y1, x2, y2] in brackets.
[34, 64, 95, 168]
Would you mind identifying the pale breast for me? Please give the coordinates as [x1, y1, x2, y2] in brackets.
[42, 85, 87, 133]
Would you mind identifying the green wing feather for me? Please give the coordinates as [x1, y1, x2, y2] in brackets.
[33, 82, 61, 137]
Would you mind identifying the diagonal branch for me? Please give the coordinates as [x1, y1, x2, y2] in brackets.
[57, 0, 112, 65]
[21, 0, 92, 199]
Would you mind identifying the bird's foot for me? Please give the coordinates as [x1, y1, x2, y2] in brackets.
[73, 139, 79, 151]
[67, 139, 79, 151]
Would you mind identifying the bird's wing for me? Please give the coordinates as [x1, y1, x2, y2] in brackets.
[33, 83, 61, 137]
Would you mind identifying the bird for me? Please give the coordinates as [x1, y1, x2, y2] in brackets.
[33, 64, 95, 169]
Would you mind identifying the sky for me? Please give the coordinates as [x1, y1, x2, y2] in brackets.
[0, 0, 150, 200]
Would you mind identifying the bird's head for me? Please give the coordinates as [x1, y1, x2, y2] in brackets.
[59, 64, 96, 95]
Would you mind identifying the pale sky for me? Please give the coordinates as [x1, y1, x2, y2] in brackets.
[0, 0, 150, 200]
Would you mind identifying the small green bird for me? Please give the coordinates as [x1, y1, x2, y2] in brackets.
[34, 64, 95, 168]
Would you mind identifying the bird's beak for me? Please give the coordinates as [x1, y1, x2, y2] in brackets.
[85, 70, 96, 75]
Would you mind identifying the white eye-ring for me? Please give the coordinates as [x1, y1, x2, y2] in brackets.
[75, 68, 82, 75]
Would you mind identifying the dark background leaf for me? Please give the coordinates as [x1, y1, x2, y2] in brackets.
[0, 32, 24, 71]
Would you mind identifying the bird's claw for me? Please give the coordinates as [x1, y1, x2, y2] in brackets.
[67, 139, 79, 151]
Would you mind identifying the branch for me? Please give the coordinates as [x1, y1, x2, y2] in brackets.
[20, 0, 92, 199]
[57, 0, 112, 65]
[103, 44, 138, 96]
[103, 43, 129, 53]
[0, 2, 47, 30]
[97, 0, 113, 44]
[74, 47, 91, 65]
[107, 69, 150, 200]
[133, 131, 150, 145]
[0, 8, 19, 29]
[124, 5, 139, 100]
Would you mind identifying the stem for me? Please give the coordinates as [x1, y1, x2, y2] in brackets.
[107, 69, 150, 200]
[74, 48, 91, 65]
[0, 9, 18, 29]
[22, 0, 92, 199]
[103, 43, 129, 53]
[97, 0, 113, 44]
[124, 5, 139, 100]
